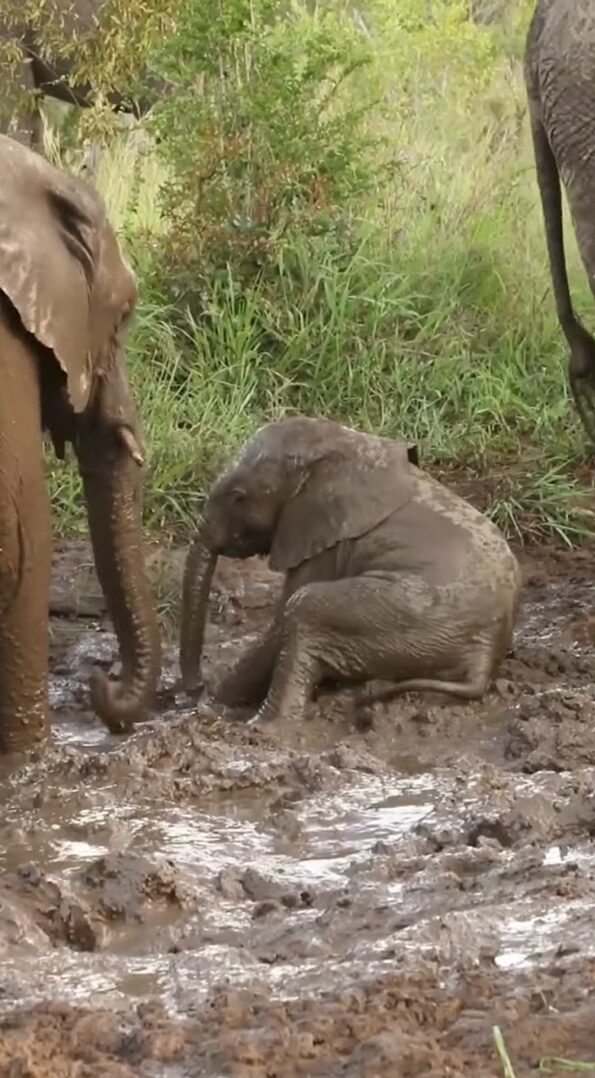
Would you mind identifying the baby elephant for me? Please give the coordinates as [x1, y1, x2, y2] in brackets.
[180, 418, 522, 724]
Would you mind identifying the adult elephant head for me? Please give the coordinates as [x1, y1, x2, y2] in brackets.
[179, 417, 418, 693]
[0, 133, 160, 752]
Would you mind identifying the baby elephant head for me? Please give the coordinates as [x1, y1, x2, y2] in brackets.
[179, 416, 417, 691]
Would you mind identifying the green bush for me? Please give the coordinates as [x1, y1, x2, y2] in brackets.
[149, 0, 386, 299]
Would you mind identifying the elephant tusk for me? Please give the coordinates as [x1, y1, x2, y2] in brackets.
[119, 426, 144, 467]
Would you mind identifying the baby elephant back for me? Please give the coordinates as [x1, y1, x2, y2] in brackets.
[406, 468, 520, 588]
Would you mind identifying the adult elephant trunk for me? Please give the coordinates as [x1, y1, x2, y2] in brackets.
[74, 420, 161, 734]
[179, 530, 217, 692]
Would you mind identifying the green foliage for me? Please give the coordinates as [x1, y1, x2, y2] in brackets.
[149, 0, 383, 295]
[365, 0, 499, 91]
[47, 129, 595, 546]
[14, 0, 595, 545]
[0, 0, 179, 141]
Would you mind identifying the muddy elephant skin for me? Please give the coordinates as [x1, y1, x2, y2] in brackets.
[180, 417, 522, 725]
[0, 133, 161, 753]
[524, 0, 595, 440]
[0, 0, 172, 151]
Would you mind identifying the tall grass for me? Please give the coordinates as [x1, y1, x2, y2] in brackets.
[45, 31, 595, 547]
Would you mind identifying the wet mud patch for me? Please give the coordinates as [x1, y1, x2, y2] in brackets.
[2, 541, 595, 1073]
[2, 965, 595, 1076]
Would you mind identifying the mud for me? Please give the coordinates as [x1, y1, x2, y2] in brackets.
[2, 541, 595, 1074]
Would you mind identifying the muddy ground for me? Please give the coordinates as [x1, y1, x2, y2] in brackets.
[2, 541, 595, 1075]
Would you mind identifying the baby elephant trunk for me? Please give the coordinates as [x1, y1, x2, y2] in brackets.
[179, 531, 217, 692]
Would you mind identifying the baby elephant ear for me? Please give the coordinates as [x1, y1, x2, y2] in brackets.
[270, 435, 416, 573]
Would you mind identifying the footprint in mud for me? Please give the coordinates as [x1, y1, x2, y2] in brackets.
[77, 852, 194, 922]
[0, 852, 198, 960]
[505, 691, 595, 772]
[0, 864, 99, 953]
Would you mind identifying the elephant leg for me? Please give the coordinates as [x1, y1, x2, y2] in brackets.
[253, 575, 500, 725]
[30, 109, 45, 153]
[4, 105, 39, 148]
[563, 174, 595, 436]
[81, 143, 103, 179]
[526, 83, 595, 439]
[0, 49, 40, 150]
[216, 582, 301, 707]
[0, 325, 51, 753]
[216, 631, 278, 707]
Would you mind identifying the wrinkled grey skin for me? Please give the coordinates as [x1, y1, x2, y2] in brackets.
[524, 0, 595, 440]
[180, 418, 522, 726]
[0, 134, 161, 753]
[0, 0, 172, 153]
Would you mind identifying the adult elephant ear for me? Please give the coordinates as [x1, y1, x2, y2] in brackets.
[0, 134, 101, 412]
[270, 423, 418, 572]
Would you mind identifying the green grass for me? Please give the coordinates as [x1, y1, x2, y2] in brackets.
[44, 23, 595, 547]
[540, 1063, 595, 1074]
[493, 1027, 595, 1075]
[493, 1026, 517, 1078]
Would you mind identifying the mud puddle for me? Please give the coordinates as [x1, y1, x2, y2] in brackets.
[3, 543, 595, 1074]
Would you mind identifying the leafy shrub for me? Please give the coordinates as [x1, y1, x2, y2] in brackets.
[149, 0, 386, 300]
[0, 0, 178, 143]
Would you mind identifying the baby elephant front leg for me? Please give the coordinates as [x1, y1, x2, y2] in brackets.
[216, 629, 278, 706]
[252, 583, 328, 725]
[254, 576, 399, 724]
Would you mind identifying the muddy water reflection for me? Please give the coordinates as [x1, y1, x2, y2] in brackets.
[0, 765, 452, 1011]
[3, 553, 595, 1021]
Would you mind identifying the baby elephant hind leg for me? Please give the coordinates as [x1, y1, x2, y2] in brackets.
[253, 574, 501, 725]
[361, 600, 516, 707]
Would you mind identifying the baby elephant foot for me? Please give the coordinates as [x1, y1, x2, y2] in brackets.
[215, 673, 265, 708]
[248, 696, 306, 728]
[247, 700, 279, 727]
